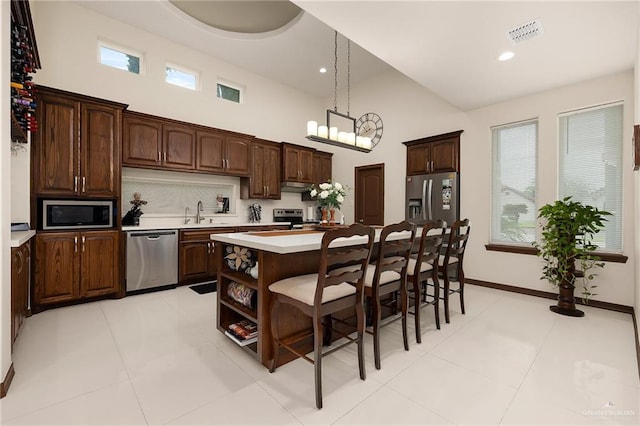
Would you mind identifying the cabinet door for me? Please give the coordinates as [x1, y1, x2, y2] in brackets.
[34, 232, 79, 306]
[298, 148, 314, 183]
[224, 135, 251, 176]
[180, 241, 212, 283]
[163, 124, 196, 170]
[431, 137, 459, 173]
[264, 143, 281, 198]
[248, 142, 267, 198]
[180, 229, 235, 284]
[122, 114, 162, 167]
[11, 245, 28, 347]
[80, 231, 119, 298]
[34, 94, 79, 195]
[282, 145, 301, 181]
[196, 130, 225, 173]
[81, 102, 120, 197]
[406, 144, 431, 175]
[313, 151, 333, 184]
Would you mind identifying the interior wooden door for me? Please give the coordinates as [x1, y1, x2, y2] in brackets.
[354, 163, 385, 226]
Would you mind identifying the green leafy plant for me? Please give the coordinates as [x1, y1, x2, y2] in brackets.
[534, 197, 610, 303]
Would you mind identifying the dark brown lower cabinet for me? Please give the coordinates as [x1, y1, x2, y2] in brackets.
[11, 241, 30, 349]
[179, 228, 236, 285]
[33, 230, 119, 311]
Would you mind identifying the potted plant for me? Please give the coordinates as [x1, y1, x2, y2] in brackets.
[534, 197, 610, 316]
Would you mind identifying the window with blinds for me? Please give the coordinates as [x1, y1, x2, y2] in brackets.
[559, 103, 623, 252]
[491, 119, 538, 244]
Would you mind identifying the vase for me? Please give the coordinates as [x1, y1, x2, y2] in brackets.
[329, 208, 336, 225]
[321, 207, 328, 224]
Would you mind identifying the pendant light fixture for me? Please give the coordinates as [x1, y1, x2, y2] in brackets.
[306, 31, 382, 152]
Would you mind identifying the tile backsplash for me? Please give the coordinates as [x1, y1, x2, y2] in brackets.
[122, 168, 234, 217]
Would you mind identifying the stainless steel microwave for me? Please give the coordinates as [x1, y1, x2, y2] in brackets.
[41, 199, 115, 230]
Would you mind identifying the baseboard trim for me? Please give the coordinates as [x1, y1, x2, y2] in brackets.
[632, 312, 640, 383]
[466, 278, 633, 314]
[1, 363, 15, 398]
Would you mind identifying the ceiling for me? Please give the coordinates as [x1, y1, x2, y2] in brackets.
[77, 1, 638, 111]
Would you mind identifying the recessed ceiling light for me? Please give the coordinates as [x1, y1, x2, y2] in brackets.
[319, 67, 327, 73]
[498, 51, 515, 62]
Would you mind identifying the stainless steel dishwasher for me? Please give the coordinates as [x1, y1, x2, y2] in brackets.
[126, 230, 178, 293]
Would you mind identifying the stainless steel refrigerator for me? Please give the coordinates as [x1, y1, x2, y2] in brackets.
[406, 172, 459, 227]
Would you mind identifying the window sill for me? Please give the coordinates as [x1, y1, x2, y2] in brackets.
[484, 244, 628, 263]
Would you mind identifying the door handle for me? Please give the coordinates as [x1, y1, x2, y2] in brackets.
[82, 176, 86, 193]
[427, 179, 433, 221]
[163, 152, 167, 162]
[158, 151, 161, 162]
[74, 176, 78, 193]
[422, 179, 428, 221]
[74, 236, 78, 252]
[82, 235, 85, 252]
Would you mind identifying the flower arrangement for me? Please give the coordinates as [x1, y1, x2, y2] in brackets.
[122, 192, 148, 226]
[309, 180, 347, 209]
[129, 192, 148, 217]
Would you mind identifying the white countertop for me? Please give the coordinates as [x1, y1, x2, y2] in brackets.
[122, 221, 288, 232]
[211, 228, 411, 254]
[11, 230, 36, 247]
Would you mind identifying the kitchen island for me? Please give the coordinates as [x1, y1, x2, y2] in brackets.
[210, 227, 406, 368]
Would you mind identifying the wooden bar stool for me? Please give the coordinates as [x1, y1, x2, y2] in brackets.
[438, 219, 471, 323]
[363, 221, 415, 370]
[268, 224, 375, 409]
[407, 220, 446, 342]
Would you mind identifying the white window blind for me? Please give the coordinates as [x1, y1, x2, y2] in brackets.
[491, 119, 538, 244]
[559, 103, 623, 252]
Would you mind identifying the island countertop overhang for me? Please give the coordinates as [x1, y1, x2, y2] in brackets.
[210, 228, 411, 254]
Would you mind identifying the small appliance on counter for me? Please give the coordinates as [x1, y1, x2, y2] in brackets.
[273, 208, 304, 229]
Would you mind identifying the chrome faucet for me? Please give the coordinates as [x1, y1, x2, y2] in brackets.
[184, 207, 191, 224]
[196, 200, 204, 223]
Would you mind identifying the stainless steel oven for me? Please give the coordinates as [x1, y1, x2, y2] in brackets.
[40, 199, 115, 230]
[273, 208, 304, 229]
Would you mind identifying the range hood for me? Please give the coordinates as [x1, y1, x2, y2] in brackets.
[280, 181, 311, 193]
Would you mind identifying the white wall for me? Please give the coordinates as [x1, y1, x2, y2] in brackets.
[1, 0, 13, 388]
[328, 66, 636, 307]
[634, 1, 640, 349]
[464, 71, 635, 306]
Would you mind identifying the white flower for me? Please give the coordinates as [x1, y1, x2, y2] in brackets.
[319, 182, 331, 190]
[334, 182, 343, 190]
[319, 190, 329, 199]
[336, 194, 344, 203]
[310, 189, 317, 197]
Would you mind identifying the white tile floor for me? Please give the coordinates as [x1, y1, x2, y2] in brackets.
[1, 285, 638, 425]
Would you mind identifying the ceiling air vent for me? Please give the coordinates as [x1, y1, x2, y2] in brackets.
[507, 19, 544, 44]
